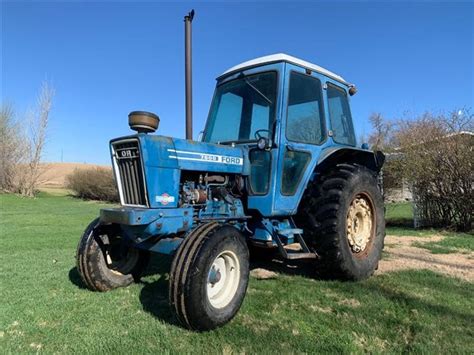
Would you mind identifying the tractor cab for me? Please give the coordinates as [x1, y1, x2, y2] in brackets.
[203, 54, 361, 216]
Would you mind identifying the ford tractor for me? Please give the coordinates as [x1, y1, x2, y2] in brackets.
[76, 11, 385, 331]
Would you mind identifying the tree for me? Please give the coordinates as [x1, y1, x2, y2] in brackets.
[1, 82, 54, 197]
[15, 82, 54, 197]
[368, 112, 393, 151]
[393, 109, 473, 231]
[0, 104, 26, 191]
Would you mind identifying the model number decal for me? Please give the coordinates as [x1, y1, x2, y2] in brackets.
[167, 149, 243, 166]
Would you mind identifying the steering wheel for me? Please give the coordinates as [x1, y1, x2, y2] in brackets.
[254, 129, 270, 140]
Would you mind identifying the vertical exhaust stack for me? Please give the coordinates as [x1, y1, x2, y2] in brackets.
[184, 9, 195, 140]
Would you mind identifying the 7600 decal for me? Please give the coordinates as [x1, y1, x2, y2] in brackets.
[167, 149, 243, 166]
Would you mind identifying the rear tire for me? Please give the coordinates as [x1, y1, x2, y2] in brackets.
[169, 223, 249, 331]
[76, 218, 149, 291]
[297, 164, 385, 280]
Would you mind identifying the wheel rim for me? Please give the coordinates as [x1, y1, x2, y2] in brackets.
[101, 234, 139, 275]
[346, 193, 375, 254]
[207, 250, 240, 309]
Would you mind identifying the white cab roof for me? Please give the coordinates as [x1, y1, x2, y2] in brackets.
[220, 53, 349, 85]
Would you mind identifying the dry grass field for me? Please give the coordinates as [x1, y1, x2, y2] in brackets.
[37, 162, 110, 189]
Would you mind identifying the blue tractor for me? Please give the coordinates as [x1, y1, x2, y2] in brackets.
[77, 15, 385, 331]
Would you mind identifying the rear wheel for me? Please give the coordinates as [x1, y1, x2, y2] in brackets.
[297, 164, 385, 280]
[76, 218, 149, 291]
[169, 223, 249, 331]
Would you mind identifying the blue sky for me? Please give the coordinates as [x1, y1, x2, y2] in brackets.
[2, 1, 473, 165]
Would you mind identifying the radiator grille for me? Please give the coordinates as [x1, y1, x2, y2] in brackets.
[113, 140, 148, 206]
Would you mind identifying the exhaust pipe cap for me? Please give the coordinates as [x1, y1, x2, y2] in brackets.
[128, 111, 160, 133]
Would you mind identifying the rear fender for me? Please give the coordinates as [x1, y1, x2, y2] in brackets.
[315, 147, 385, 177]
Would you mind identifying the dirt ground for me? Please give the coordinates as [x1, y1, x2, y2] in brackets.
[250, 235, 474, 282]
[376, 235, 474, 282]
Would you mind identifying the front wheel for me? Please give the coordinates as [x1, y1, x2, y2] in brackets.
[76, 218, 149, 291]
[169, 223, 250, 331]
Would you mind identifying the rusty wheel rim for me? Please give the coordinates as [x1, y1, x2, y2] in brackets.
[346, 193, 375, 255]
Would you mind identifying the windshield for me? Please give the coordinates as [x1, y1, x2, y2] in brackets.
[203, 72, 277, 143]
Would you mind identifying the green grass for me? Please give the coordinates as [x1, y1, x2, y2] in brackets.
[385, 202, 438, 237]
[384, 201, 438, 237]
[1, 193, 473, 353]
[384, 201, 473, 253]
[385, 202, 414, 222]
[413, 233, 474, 254]
[385, 202, 421, 236]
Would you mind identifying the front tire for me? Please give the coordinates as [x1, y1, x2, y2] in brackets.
[76, 218, 149, 291]
[297, 163, 385, 280]
[169, 223, 250, 331]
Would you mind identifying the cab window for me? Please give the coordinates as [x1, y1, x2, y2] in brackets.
[327, 83, 356, 146]
[286, 72, 325, 145]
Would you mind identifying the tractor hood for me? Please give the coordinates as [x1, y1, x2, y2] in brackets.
[136, 134, 248, 175]
[110, 134, 248, 209]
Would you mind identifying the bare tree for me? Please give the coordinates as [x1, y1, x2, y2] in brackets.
[16, 82, 54, 197]
[0, 104, 26, 191]
[368, 112, 393, 150]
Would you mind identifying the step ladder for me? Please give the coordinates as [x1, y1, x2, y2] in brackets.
[273, 228, 317, 260]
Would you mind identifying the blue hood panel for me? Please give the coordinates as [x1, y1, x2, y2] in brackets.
[111, 134, 248, 209]
[139, 134, 246, 175]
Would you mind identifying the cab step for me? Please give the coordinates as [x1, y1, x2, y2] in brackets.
[284, 252, 317, 260]
[273, 228, 317, 260]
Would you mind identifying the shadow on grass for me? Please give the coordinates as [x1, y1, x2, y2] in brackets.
[386, 217, 415, 228]
[68, 267, 88, 289]
[250, 255, 320, 279]
[137, 250, 322, 328]
[68, 254, 180, 326]
[362, 278, 473, 323]
[138, 254, 180, 327]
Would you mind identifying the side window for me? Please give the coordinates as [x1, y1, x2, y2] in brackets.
[249, 149, 271, 194]
[327, 84, 356, 146]
[281, 150, 311, 196]
[286, 72, 325, 145]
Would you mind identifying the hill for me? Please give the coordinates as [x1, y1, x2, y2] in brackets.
[38, 162, 111, 188]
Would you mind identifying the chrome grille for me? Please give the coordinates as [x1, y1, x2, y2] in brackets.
[112, 139, 148, 206]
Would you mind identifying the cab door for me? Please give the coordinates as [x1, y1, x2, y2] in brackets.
[273, 64, 328, 214]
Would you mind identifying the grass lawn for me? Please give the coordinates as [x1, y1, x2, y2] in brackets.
[412, 233, 474, 254]
[1, 193, 473, 353]
[385, 201, 473, 252]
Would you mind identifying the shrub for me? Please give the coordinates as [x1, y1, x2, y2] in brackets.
[370, 109, 473, 231]
[66, 167, 119, 202]
[394, 114, 473, 231]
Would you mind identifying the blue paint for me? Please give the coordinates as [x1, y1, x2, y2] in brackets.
[101, 206, 193, 243]
[144, 237, 183, 255]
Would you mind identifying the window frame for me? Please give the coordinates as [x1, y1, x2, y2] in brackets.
[326, 82, 356, 147]
[202, 70, 279, 144]
[285, 71, 327, 146]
